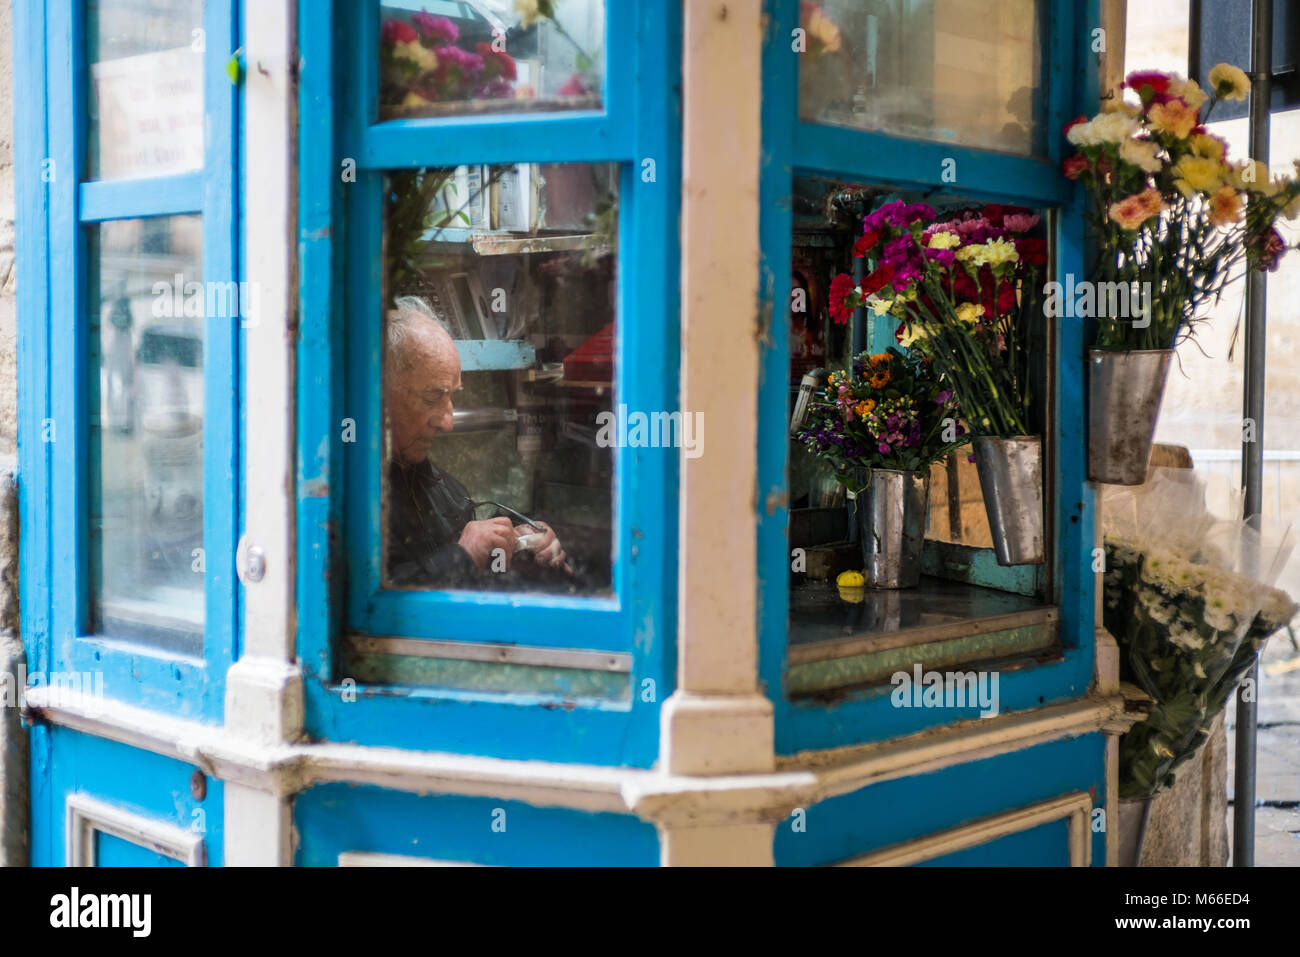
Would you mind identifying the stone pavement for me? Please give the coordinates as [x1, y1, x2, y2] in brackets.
[1226, 629, 1300, 866]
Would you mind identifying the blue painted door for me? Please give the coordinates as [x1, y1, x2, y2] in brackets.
[16, 0, 239, 867]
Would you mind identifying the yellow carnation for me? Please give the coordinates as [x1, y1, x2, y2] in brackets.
[1171, 77, 1209, 111]
[393, 39, 438, 72]
[926, 231, 961, 250]
[515, 0, 541, 28]
[1230, 159, 1271, 193]
[1208, 62, 1250, 101]
[955, 303, 985, 325]
[1173, 155, 1226, 196]
[1189, 133, 1226, 161]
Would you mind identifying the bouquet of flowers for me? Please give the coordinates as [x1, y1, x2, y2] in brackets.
[1102, 469, 1299, 798]
[1064, 63, 1300, 350]
[827, 200, 1048, 438]
[795, 346, 967, 488]
[380, 10, 519, 109]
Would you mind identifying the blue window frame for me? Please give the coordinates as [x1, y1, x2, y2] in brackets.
[296, 1, 681, 764]
[18, 0, 240, 722]
[757, 0, 1103, 753]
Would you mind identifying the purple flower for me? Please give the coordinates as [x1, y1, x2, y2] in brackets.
[437, 44, 485, 78]
[924, 247, 956, 268]
[878, 441, 893, 454]
[905, 203, 936, 224]
[934, 390, 952, 405]
[412, 11, 458, 45]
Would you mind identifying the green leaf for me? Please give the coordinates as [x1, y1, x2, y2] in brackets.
[225, 48, 244, 86]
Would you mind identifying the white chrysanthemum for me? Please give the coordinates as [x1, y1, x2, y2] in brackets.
[1258, 586, 1300, 629]
[1067, 112, 1140, 147]
[1147, 601, 1175, 625]
[1203, 596, 1236, 633]
[1168, 625, 1205, 652]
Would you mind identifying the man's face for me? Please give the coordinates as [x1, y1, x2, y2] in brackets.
[386, 321, 462, 465]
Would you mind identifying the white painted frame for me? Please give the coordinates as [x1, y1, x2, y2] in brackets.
[338, 851, 483, 867]
[834, 792, 1094, 867]
[66, 794, 206, 867]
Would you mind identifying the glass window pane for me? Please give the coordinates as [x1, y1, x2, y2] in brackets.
[378, 1, 605, 119]
[380, 162, 618, 596]
[799, 0, 1045, 157]
[87, 0, 206, 181]
[89, 215, 205, 654]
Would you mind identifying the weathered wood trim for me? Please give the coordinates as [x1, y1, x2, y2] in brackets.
[345, 635, 632, 673]
[788, 607, 1059, 667]
[66, 794, 206, 867]
[25, 684, 1137, 828]
[834, 792, 1093, 867]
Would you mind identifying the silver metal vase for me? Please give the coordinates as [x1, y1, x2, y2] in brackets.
[1088, 349, 1173, 486]
[851, 468, 930, 588]
[972, 435, 1045, 566]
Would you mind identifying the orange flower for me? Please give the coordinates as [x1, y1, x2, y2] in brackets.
[855, 399, 876, 417]
[869, 352, 890, 367]
[869, 371, 891, 389]
[1208, 184, 1244, 226]
[1148, 98, 1199, 139]
[1108, 188, 1165, 231]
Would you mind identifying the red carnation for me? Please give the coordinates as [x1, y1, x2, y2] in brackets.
[1124, 70, 1172, 95]
[828, 273, 858, 324]
[996, 280, 1019, 315]
[1015, 238, 1047, 267]
[477, 42, 517, 81]
[381, 18, 419, 45]
[853, 230, 880, 257]
[860, 263, 895, 297]
[1062, 154, 1089, 180]
[1063, 114, 1088, 138]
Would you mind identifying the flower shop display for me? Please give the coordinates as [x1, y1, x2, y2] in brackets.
[1063, 64, 1300, 484]
[827, 200, 1049, 565]
[380, 3, 601, 117]
[380, 12, 519, 112]
[795, 347, 966, 587]
[1101, 469, 1298, 805]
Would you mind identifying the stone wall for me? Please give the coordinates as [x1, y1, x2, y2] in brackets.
[0, 0, 27, 867]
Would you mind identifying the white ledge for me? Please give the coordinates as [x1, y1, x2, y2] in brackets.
[22, 686, 1136, 824]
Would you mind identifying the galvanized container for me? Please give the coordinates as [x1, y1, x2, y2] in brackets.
[850, 468, 930, 588]
[1088, 349, 1173, 486]
[973, 435, 1045, 566]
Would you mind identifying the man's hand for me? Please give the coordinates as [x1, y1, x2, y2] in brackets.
[515, 521, 569, 572]
[458, 517, 517, 572]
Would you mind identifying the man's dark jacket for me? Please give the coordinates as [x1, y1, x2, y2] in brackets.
[387, 459, 480, 586]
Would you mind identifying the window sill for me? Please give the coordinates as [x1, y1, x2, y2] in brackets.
[787, 577, 1058, 697]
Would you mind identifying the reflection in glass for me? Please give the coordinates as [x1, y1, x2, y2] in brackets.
[380, 163, 619, 595]
[86, 0, 206, 181]
[799, 0, 1045, 156]
[89, 216, 205, 653]
[378, 1, 604, 118]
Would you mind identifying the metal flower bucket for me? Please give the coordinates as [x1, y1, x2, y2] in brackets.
[850, 468, 930, 588]
[973, 435, 1045, 566]
[1088, 349, 1173, 486]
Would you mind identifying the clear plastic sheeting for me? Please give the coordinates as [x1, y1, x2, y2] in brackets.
[1101, 467, 1299, 797]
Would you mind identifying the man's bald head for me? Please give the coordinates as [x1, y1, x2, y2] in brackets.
[385, 306, 462, 465]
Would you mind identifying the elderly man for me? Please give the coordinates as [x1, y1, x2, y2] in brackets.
[385, 305, 567, 586]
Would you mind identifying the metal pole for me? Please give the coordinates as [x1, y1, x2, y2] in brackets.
[1235, 0, 1272, 868]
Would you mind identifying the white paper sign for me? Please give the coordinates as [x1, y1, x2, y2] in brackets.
[91, 46, 204, 180]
